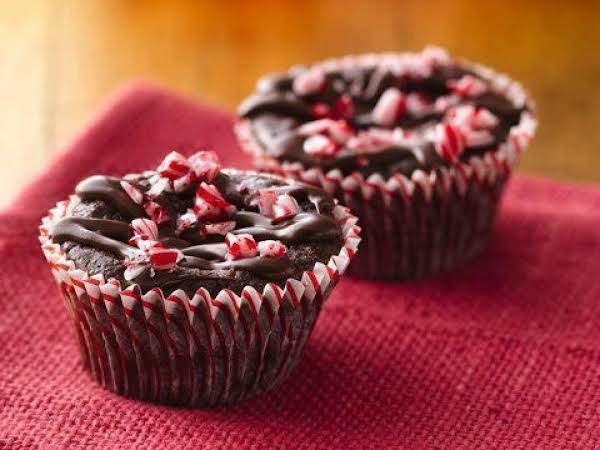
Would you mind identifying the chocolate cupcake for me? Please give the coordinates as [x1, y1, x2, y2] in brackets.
[236, 47, 536, 280]
[39, 150, 360, 406]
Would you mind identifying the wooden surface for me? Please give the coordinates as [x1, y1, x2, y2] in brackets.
[2, 1, 599, 207]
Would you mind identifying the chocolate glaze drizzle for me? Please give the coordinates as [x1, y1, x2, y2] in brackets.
[50, 170, 342, 292]
[239, 59, 529, 178]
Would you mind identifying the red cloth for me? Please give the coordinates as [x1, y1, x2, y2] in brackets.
[2, 83, 600, 449]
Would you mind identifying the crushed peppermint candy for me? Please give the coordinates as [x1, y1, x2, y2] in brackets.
[272, 194, 300, 222]
[129, 218, 159, 243]
[434, 123, 465, 162]
[157, 151, 192, 181]
[240, 46, 534, 176]
[196, 182, 230, 209]
[448, 75, 488, 98]
[148, 246, 183, 271]
[152, 150, 222, 196]
[463, 129, 495, 148]
[406, 93, 433, 118]
[346, 128, 396, 152]
[200, 221, 236, 237]
[448, 105, 499, 130]
[257, 188, 278, 216]
[298, 119, 352, 145]
[120, 180, 144, 205]
[420, 45, 451, 67]
[188, 151, 220, 182]
[123, 255, 152, 281]
[115, 151, 314, 281]
[434, 95, 461, 114]
[173, 172, 196, 193]
[297, 119, 337, 136]
[293, 67, 326, 96]
[225, 233, 258, 260]
[444, 105, 499, 149]
[119, 150, 224, 227]
[175, 208, 198, 234]
[144, 200, 170, 224]
[303, 134, 338, 157]
[146, 176, 170, 199]
[372, 88, 406, 126]
[258, 240, 288, 258]
[256, 189, 300, 222]
[124, 218, 182, 279]
[194, 182, 236, 221]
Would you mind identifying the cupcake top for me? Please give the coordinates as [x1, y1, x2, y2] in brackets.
[238, 46, 534, 178]
[49, 151, 343, 296]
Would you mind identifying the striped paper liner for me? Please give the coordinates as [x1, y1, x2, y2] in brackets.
[39, 196, 360, 406]
[235, 52, 537, 280]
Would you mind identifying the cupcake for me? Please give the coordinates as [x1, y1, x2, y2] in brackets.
[236, 46, 536, 280]
[39, 150, 360, 406]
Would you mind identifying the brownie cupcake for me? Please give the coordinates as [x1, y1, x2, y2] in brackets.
[39, 150, 360, 406]
[236, 46, 536, 280]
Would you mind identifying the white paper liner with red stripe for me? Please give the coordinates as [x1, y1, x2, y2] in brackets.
[39, 196, 360, 406]
[235, 52, 537, 280]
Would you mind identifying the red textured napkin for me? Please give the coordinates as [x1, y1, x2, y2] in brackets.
[2, 83, 600, 449]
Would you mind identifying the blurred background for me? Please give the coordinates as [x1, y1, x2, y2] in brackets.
[1, 0, 599, 207]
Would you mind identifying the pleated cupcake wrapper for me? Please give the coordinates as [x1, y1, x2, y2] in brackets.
[39, 197, 360, 406]
[235, 54, 537, 279]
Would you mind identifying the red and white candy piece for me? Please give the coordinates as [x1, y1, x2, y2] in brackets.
[327, 120, 353, 144]
[448, 75, 487, 98]
[200, 221, 236, 237]
[272, 194, 300, 222]
[406, 93, 433, 118]
[258, 240, 287, 258]
[434, 95, 460, 114]
[298, 119, 352, 144]
[448, 105, 499, 130]
[194, 182, 235, 221]
[129, 218, 159, 243]
[196, 182, 229, 209]
[120, 180, 144, 205]
[123, 257, 150, 281]
[347, 128, 395, 151]
[148, 246, 183, 271]
[193, 198, 223, 222]
[257, 188, 278, 217]
[153, 150, 221, 194]
[372, 88, 406, 126]
[188, 150, 220, 182]
[293, 67, 326, 96]
[157, 151, 192, 181]
[303, 134, 338, 157]
[144, 200, 170, 224]
[420, 45, 451, 66]
[175, 209, 197, 234]
[297, 119, 336, 136]
[434, 123, 465, 162]
[463, 129, 494, 148]
[173, 172, 196, 193]
[225, 233, 258, 260]
[146, 176, 170, 199]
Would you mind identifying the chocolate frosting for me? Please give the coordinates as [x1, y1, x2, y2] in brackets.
[50, 170, 343, 295]
[239, 59, 530, 178]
